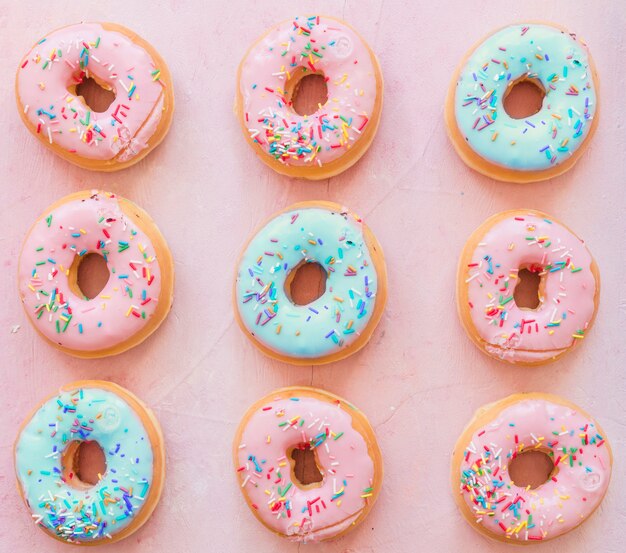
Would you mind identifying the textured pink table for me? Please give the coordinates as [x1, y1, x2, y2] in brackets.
[1, 1, 624, 552]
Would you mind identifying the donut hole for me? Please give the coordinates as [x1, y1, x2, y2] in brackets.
[290, 443, 324, 487]
[74, 75, 116, 113]
[503, 77, 545, 119]
[287, 68, 328, 116]
[284, 261, 327, 306]
[508, 449, 556, 489]
[61, 440, 107, 489]
[514, 266, 544, 310]
[70, 252, 110, 300]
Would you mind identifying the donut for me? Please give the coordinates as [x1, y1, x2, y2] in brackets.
[233, 386, 383, 542]
[445, 22, 598, 182]
[18, 190, 174, 358]
[234, 201, 387, 365]
[16, 22, 174, 171]
[457, 210, 599, 365]
[451, 393, 612, 543]
[235, 15, 383, 179]
[14, 380, 165, 544]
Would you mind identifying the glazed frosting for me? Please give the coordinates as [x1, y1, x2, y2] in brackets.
[462, 212, 596, 363]
[457, 397, 611, 542]
[454, 23, 596, 171]
[18, 191, 163, 353]
[17, 23, 168, 162]
[235, 206, 380, 359]
[239, 15, 378, 168]
[15, 385, 155, 542]
[235, 392, 378, 542]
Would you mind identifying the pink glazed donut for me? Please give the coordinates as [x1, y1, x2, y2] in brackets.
[17, 190, 174, 358]
[235, 15, 384, 179]
[457, 210, 600, 365]
[16, 22, 174, 171]
[452, 393, 612, 543]
[233, 387, 383, 543]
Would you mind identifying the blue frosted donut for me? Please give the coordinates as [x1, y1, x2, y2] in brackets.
[14, 381, 164, 544]
[446, 23, 598, 182]
[234, 202, 387, 364]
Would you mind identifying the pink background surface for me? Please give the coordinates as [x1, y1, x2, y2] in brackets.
[0, 1, 624, 552]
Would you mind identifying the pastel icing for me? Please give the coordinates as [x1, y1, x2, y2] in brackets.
[457, 397, 611, 542]
[235, 206, 379, 359]
[454, 23, 596, 171]
[15, 385, 155, 542]
[239, 15, 378, 168]
[18, 191, 163, 353]
[235, 393, 378, 542]
[462, 212, 596, 363]
[17, 23, 168, 162]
